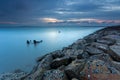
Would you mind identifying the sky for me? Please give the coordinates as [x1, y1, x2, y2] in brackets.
[0, 0, 120, 26]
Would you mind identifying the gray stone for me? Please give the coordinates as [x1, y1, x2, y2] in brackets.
[51, 50, 64, 59]
[65, 59, 86, 79]
[97, 39, 115, 45]
[0, 72, 27, 80]
[86, 46, 104, 55]
[24, 54, 53, 80]
[102, 35, 120, 42]
[91, 42, 109, 52]
[42, 70, 68, 80]
[112, 61, 120, 72]
[109, 45, 120, 61]
[50, 57, 72, 69]
[77, 52, 90, 59]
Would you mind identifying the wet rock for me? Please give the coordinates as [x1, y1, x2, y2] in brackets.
[86, 46, 104, 55]
[42, 70, 68, 80]
[50, 57, 72, 69]
[109, 45, 120, 61]
[65, 59, 86, 79]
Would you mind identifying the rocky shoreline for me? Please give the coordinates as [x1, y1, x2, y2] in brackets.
[1, 26, 120, 80]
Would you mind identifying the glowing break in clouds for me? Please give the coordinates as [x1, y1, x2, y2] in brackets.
[40, 18, 64, 23]
[41, 18, 120, 24]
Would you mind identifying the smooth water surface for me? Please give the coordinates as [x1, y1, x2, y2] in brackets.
[0, 26, 103, 73]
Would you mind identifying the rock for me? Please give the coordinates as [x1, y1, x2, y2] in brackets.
[50, 57, 72, 69]
[0, 72, 27, 80]
[86, 46, 104, 55]
[36, 54, 48, 62]
[71, 39, 86, 50]
[65, 59, 86, 79]
[79, 59, 120, 80]
[84, 33, 99, 43]
[72, 78, 79, 80]
[89, 53, 112, 63]
[97, 39, 115, 45]
[77, 52, 90, 59]
[42, 70, 68, 80]
[112, 61, 120, 72]
[103, 30, 119, 35]
[51, 50, 64, 59]
[109, 45, 120, 61]
[63, 49, 83, 58]
[82, 52, 90, 59]
[102, 35, 120, 42]
[91, 42, 109, 52]
[23, 54, 53, 80]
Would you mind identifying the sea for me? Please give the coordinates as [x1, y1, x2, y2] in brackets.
[0, 26, 104, 73]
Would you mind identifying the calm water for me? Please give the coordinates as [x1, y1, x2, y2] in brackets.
[0, 26, 103, 73]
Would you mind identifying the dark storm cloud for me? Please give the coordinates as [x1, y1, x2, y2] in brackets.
[0, 0, 120, 25]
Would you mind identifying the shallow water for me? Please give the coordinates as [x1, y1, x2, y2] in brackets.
[0, 26, 103, 73]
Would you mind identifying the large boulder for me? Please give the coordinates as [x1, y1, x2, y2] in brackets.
[112, 61, 120, 72]
[23, 54, 53, 80]
[97, 39, 115, 45]
[102, 35, 120, 42]
[63, 49, 83, 58]
[79, 59, 120, 80]
[0, 72, 27, 80]
[91, 42, 109, 52]
[70, 39, 86, 50]
[42, 70, 68, 80]
[89, 53, 112, 63]
[65, 59, 86, 79]
[50, 57, 72, 69]
[51, 50, 64, 59]
[84, 33, 99, 43]
[86, 46, 104, 55]
[109, 45, 120, 61]
[77, 52, 90, 59]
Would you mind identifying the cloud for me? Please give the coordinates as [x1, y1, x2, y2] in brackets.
[40, 17, 120, 24]
[0, 0, 120, 25]
[101, 5, 120, 11]
[40, 18, 64, 23]
[0, 21, 17, 24]
[55, 11, 86, 15]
